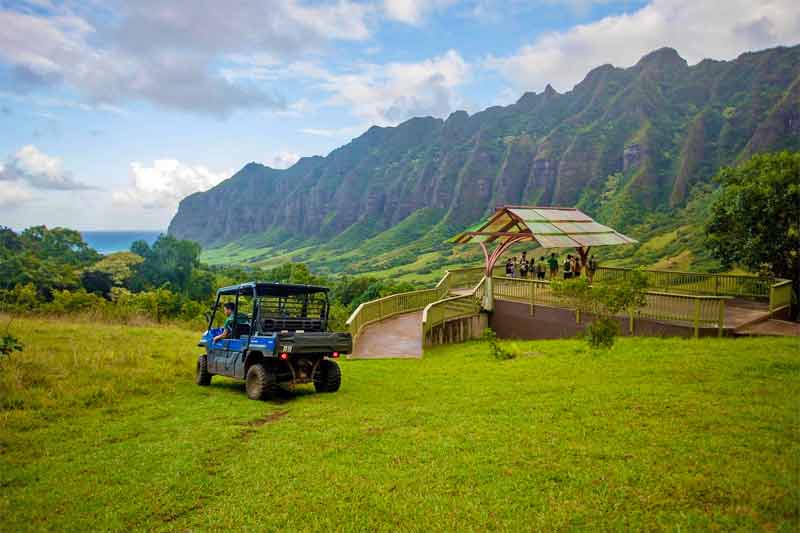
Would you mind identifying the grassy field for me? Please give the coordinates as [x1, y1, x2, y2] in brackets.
[1, 316, 799, 531]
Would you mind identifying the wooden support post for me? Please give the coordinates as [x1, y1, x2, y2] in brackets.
[529, 281, 535, 316]
[629, 308, 634, 335]
[718, 299, 725, 337]
[769, 285, 774, 316]
[693, 299, 700, 338]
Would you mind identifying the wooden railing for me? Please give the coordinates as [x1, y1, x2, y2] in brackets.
[422, 278, 485, 346]
[345, 284, 448, 342]
[594, 267, 775, 299]
[491, 276, 730, 337]
[348, 265, 789, 346]
[769, 280, 793, 315]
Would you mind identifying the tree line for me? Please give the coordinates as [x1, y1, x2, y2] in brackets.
[0, 228, 418, 330]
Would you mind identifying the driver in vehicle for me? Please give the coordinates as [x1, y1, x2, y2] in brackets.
[212, 302, 237, 343]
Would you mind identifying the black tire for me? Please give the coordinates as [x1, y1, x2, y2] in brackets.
[314, 359, 341, 393]
[196, 355, 212, 386]
[246, 364, 277, 401]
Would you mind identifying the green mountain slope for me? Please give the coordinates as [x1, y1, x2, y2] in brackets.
[169, 45, 800, 277]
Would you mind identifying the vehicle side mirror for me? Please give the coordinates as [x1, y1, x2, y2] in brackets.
[204, 311, 212, 324]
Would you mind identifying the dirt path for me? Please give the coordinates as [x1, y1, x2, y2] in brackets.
[349, 311, 423, 359]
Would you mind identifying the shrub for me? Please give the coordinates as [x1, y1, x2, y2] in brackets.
[552, 270, 648, 349]
[482, 327, 515, 360]
[585, 317, 619, 349]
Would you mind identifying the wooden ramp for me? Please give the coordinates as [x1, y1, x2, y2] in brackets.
[349, 311, 423, 359]
[735, 319, 800, 337]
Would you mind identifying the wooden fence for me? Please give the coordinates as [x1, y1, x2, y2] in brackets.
[348, 265, 790, 346]
[769, 280, 793, 315]
[422, 278, 485, 346]
[491, 276, 730, 337]
[345, 284, 448, 342]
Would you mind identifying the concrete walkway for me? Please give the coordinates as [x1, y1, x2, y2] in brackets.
[349, 311, 423, 359]
[735, 319, 800, 337]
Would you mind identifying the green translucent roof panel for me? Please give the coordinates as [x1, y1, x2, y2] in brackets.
[483, 213, 516, 233]
[451, 205, 637, 249]
[508, 208, 547, 222]
[526, 222, 563, 234]
[552, 221, 612, 234]
[534, 208, 591, 222]
[536, 234, 582, 248]
[571, 233, 626, 247]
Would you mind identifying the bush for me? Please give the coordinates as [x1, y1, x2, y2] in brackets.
[482, 328, 515, 360]
[585, 317, 619, 349]
[552, 270, 648, 349]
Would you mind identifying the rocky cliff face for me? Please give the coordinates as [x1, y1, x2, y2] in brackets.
[169, 45, 800, 248]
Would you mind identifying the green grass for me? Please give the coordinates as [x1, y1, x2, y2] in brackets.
[1, 316, 799, 530]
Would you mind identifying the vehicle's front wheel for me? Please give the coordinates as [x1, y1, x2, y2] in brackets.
[314, 358, 341, 393]
[245, 364, 277, 401]
[196, 354, 212, 386]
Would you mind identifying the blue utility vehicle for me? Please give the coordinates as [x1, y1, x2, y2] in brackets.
[196, 282, 351, 400]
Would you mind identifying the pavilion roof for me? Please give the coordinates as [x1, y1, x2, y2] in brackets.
[451, 206, 637, 249]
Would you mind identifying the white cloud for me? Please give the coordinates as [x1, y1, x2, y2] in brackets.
[383, 0, 456, 24]
[0, 145, 92, 190]
[302, 49, 470, 125]
[269, 151, 301, 169]
[0, 1, 373, 115]
[112, 159, 231, 209]
[0, 179, 35, 207]
[299, 125, 370, 138]
[486, 0, 800, 92]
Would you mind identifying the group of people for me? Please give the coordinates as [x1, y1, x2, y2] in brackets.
[504, 251, 598, 282]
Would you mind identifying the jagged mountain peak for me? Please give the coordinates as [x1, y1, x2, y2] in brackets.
[168, 45, 800, 251]
[635, 46, 688, 70]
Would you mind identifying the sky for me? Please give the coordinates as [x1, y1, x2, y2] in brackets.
[0, 0, 798, 231]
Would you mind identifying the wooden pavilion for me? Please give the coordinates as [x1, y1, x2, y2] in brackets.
[451, 206, 637, 309]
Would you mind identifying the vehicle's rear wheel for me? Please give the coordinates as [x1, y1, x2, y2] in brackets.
[196, 354, 212, 386]
[246, 364, 277, 401]
[314, 358, 341, 393]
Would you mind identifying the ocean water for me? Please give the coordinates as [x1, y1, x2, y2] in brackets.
[82, 230, 163, 255]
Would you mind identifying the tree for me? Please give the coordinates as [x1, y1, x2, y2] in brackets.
[92, 252, 144, 286]
[81, 270, 115, 298]
[706, 151, 800, 317]
[130, 235, 201, 294]
[20, 226, 100, 265]
[552, 271, 648, 349]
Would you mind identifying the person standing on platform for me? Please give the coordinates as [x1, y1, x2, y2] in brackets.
[548, 253, 559, 280]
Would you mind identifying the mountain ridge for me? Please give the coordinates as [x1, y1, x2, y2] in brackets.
[169, 44, 800, 275]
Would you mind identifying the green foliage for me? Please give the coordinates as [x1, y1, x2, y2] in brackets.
[482, 327, 515, 359]
[129, 235, 201, 293]
[80, 269, 114, 297]
[585, 317, 619, 350]
[706, 151, 800, 313]
[0, 321, 23, 358]
[2, 317, 799, 530]
[91, 251, 144, 286]
[552, 271, 648, 349]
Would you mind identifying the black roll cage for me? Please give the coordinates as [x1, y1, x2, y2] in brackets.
[206, 282, 331, 353]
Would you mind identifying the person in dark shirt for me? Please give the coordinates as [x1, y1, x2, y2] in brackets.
[587, 255, 598, 283]
[563, 255, 573, 279]
[548, 253, 559, 280]
[537, 257, 546, 280]
[212, 302, 236, 343]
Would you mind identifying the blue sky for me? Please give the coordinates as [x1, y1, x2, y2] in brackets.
[1, 0, 798, 230]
